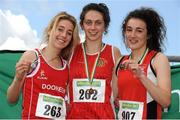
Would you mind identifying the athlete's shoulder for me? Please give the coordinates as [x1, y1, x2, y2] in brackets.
[19, 49, 37, 62]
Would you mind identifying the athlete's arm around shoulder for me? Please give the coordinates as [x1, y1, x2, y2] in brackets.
[112, 46, 122, 99]
[7, 50, 37, 104]
[152, 52, 171, 107]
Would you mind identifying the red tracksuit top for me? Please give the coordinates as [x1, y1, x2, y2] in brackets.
[67, 43, 115, 119]
[22, 49, 68, 119]
[117, 50, 161, 119]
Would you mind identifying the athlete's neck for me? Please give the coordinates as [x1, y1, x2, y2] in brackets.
[42, 47, 62, 68]
[131, 47, 147, 63]
[84, 40, 103, 54]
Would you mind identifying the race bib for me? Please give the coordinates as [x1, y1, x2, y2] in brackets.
[73, 78, 106, 103]
[35, 93, 66, 119]
[118, 100, 144, 120]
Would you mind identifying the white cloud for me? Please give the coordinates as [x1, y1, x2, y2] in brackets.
[0, 37, 31, 50]
[0, 9, 40, 50]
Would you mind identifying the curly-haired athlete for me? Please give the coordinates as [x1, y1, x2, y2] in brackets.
[114, 7, 171, 119]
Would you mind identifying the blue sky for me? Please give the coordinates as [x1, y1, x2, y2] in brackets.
[0, 0, 180, 56]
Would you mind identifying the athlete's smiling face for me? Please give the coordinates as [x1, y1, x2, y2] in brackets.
[125, 18, 148, 51]
[49, 19, 74, 49]
[82, 10, 105, 42]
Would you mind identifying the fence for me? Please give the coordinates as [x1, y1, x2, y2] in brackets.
[168, 56, 180, 62]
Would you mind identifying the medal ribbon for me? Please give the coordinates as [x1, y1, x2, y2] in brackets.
[129, 48, 149, 64]
[82, 42, 102, 85]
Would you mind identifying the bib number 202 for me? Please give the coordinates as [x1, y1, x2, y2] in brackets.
[79, 89, 97, 100]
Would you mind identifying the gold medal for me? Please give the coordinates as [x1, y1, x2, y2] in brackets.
[89, 88, 94, 94]
[119, 64, 125, 70]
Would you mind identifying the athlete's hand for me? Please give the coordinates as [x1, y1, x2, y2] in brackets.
[114, 97, 119, 109]
[15, 60, 31, 81]
[122, 60, 146, 79]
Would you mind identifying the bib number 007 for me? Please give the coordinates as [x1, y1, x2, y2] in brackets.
[121, 111, 135, 120]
